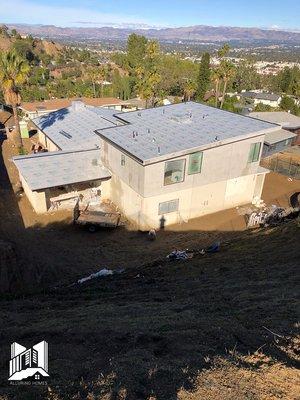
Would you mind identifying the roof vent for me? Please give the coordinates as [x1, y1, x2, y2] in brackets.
[147, 128, 150, 133]
[71, 100, 85, 112]
[138, 112, 142, 116]
[59, 130, 72, 139]
[215, 135, 219, 141]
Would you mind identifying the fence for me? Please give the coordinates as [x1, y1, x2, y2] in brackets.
[261, 155, 300, 180]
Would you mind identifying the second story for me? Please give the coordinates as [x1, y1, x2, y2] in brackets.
[97, 102, 279, 197]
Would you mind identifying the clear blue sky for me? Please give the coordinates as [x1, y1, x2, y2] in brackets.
[0, 0, 299, 30]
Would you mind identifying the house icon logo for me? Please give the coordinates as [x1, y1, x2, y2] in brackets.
[8, 341, 49, 381]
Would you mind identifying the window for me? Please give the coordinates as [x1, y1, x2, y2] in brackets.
[158, 199, 179, 215]
[188, 152, 203, 175]
[121, 154, 125, 166]
[164, 159, 185, 185]
[248, 142, 261, 163]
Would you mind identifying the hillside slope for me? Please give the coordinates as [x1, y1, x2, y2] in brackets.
[0, 219, 299, 399]
[0, 29, 63, 56]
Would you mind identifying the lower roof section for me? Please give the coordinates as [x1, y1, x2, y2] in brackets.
[264, 129, 297, 145]
[13, 148, 111, 191]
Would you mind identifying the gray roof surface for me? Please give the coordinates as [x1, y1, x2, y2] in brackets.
[249, 111, 300, 129]
[241, 92, 281, 101]
[13, 149, 111, 191]
[33, 101, 122, 151]
[264, 129, 297, 145]
[96, 102, 278, 163]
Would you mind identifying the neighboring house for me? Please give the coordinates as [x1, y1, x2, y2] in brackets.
[19, 97, 126, 119]
[239, 92, 282, 108]
[13, 102, 284, 230]
[249, 111, 300, 145]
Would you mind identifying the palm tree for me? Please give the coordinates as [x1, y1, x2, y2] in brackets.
[219, 60, 235, 109]
[212, 68, 222, 107]
[88, 66, 107, 98]
[183, 80, 197, 101]
[0, 50, 30, 147]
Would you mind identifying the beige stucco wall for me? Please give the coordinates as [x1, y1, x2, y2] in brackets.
[102, 170, 266, 230]
[143, 135, 265, 197]
[20, 174, 47, 214]
[101, 139, 145, 195]
[38, 131, 59, 151]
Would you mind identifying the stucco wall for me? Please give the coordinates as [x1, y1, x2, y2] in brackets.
[143, 135, 264, 197]
[101, 171, 266, 230]
[100, 135, 266, 229]
[20, 174, 47, 214]
[101, 139, 145, 195]
[38, 131, 59, 151]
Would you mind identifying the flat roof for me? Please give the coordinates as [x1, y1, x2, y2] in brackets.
[13, 149, 111, 191]
[249, 111, 300, 129]
[264, 129, 297, 145]
[33, 102, 123, 151]
[21, 97, 125, 112]
[96, 102, 279, 163]
[241, 92, 281, 101]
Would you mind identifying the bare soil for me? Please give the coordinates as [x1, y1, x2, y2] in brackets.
[0, 138, 299, 400]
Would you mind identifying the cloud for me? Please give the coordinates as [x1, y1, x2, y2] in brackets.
[0, 0, 167, 28]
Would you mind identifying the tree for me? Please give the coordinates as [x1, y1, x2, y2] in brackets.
[87, 66, 106, 97]
[219, 60, 235, 109]
[135, 40, 161, 108]
[280, 96, 300, 115]
[212, 68, 222, 107]
[127, 33, 148, 70]
[211, 44, 235, 109]
[196, 52, 210, 101]
[232, 59, 261, 92]
[0, 50, 30, 146]
[183, 79, 197, 101]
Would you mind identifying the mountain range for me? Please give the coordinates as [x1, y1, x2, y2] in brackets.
[4, 23, 300, 44]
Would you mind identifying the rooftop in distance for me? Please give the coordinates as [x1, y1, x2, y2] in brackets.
[20, 97, 126, 113]
[96, 102, 279, 163]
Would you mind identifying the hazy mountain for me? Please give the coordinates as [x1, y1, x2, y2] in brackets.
[4, 23, 300, 44]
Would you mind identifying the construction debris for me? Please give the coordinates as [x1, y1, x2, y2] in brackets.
[77, 268, 125, 284]
[167, 250, 193, 261]
[247, 205, 300, 228]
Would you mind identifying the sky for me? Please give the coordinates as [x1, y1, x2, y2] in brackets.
[0, 0, 299, 30]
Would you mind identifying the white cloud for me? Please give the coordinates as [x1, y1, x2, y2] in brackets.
[0, 0, 167, 28]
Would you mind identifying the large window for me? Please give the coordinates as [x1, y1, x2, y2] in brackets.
[158, 199, 179, 215]
[188, 152, 203, 175]
[248, 142, 261, 163]
[164, 159, 185, 185]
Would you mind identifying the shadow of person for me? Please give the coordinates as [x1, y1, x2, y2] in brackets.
[159, 215, 166, 230]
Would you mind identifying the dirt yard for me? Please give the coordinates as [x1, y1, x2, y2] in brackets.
[0, 138, 300, 399]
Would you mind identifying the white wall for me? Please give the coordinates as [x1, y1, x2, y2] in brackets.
[20, 174, 47, 214]
[38, 131, 59, 151]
